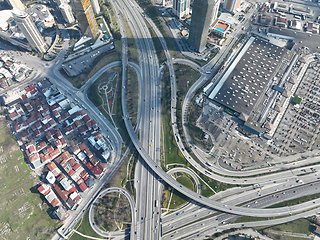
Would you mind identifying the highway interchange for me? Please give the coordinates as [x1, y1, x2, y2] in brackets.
[2, 0, 320, 238]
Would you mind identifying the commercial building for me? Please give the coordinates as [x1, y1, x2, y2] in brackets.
[208, 37, 287, 134]
[211, 19, 229, 37]
[172, 0, 190, 19]
[59, 3, 75, 24]
[70, 0, 99, 39]
[275, 17, 287, 28]
[223, 0, 241, 13]
[289, 20, 302, 30]
[188, 0, 215, 52]
[12, 9, 47, 53]
[90, 0, 100, 15]
[289, 5, 313, 17]
[273, 2, 289, 13]
[5, 0, 25, 10]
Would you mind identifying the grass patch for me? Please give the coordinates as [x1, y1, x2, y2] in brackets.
[169, 189, 189, 209]
[261, 218, 313, 235]
[69, 211, 106, 240]
[176, 176, 194, 191]
[124, 20, 139, 64]
[127, 65, 139, 128]
[0, 117, 62, 240]
[87, 66, 130, 142]
[162, 113, 187, 167]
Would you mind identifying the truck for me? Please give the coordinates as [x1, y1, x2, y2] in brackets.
[155, 200, 159, 208]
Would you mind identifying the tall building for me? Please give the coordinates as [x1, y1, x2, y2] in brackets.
[90, 0, 100, 15]
[12, 9, 47, 53]
[188, 0, 215, 52]
[5, 0, 25, 10]
[59, 3, 75, 24]
[211, 0, 220, 24]
[71, 0, 99, 39]
[223, 0, 241, 13]
[172, 0, 190, 19]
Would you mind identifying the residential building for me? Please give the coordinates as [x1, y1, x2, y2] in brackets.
[172, 0, 190, 19]
[211, 0, 220, 24]
[59, 3, 75, 24]
[90, 0, 100, 15]
[12, 9, 47, 53]
[5, 0, 25, 10]
[70, 0, 99, 39]
[223, 0, 241, 13]
[188, 0, 215, 52]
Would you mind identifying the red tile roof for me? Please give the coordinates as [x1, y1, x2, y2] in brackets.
[91, 165, 103, 176]
[79, 142, 88, 151]
[51, 198, 60, 207]
[47, 162, 57, 171]
[79, 182, 88, 192]
[67, 186, 77, 194]
[73, 163, 81, 171]
[86, 162, 93, 170]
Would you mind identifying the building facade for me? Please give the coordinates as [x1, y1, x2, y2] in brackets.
[6, 0, 25, 10]
[12, 9, 47, 53]
[172, 0, 190, 19]
[223, 0, 241, 13]
[59, 3, 75, 24]
[211, 0, 220, 24]
[90, 0, 100, 15]
[71, 0, 99, 39]
[188, 0, 215, 52]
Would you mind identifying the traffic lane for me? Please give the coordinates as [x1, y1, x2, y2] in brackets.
[163, 182, 320, 239]
[163, 173, 320, 232]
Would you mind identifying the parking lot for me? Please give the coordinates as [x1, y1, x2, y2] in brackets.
[272, 59, 320, 156]
[62, 43, 115, 76]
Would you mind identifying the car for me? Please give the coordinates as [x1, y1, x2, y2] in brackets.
[277, 196, 280, 198]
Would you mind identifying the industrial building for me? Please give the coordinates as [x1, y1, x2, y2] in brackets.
[188, 0, 215, 52]
[208, 37, 287, 135]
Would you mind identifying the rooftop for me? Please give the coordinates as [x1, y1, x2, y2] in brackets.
[208, 37, 286, 116]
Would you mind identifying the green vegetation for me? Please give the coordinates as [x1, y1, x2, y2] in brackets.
[162, 187, 189, 210]
[260, 218, 313, 235]
[160, 68, 186, 168]
[87, 66, 130, 142]
[124, 20, 139, 64]
[69, 211, 106, 240]
[127, 66, 139, 128]
[101, 0, 121, 40]
[293, 96, 302, 104]
[162, 113, 187, 167]
[93, 192, 131, 232]
[0, 117, 62, 240]
[176, 175, 194, 191]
